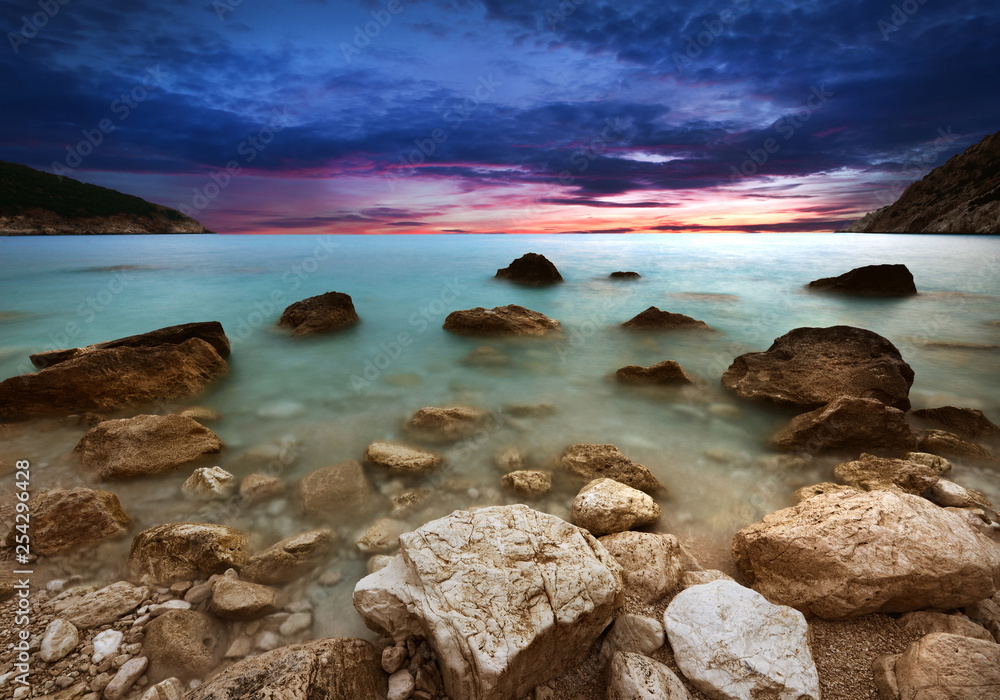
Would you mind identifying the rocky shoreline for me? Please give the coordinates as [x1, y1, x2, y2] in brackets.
[1, 257, 999, 699]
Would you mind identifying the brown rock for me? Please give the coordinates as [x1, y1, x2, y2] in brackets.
[964, 596, 1000, 643]
[772, 396, 918, 455]
[559, 443, 663, 494]
[909, 405, 1000, 439]
[365, 442, 442, 472]
[571, 478, 660, 537]
[210, 577, 278, 620]
[57, 581, 148, 630]
[807, 264, 917, 296]
[0, 338, 228, 419]
[75, 414, 223, 480]
[128, 522, 249, 585]
[732, 489, 1000, 619]
[615, 360, 693, 385]
[143, 610, 225, 683]
[892, 633, 1000, 698]
[917, 429, 999, 464]
[792, 482, 859, 504]
[608, 271, 641, 280]
[442, 305, 561, 336]
[3, 487, 130, 555]
[832, 453, 939, 494]
[495, 253, 563, 285]
[403, 406, 491, 443]
[277, 291, 359, 336]
[599, 531, 684, 603]
[621, 306, 710, 330]
[500, 470, 552, 497]
[241, 529, 338, 585]
[299, 460, 375, 517]
[897, 611, 994, 642]
[238, 474, 286, 504]
[721, 326, 914, 411]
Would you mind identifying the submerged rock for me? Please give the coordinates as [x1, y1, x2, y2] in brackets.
[874, 633, 1000, 699]
[210, 577, 279, 620]
[559, 443, 663, 494]
[128, 522, 249, 585]
[621, 306, 710, 330]
[732, 489, 1000, 619]
[807, 263, 917, 296]
[571, 478, 660, 537]
[365, 441, 442, 472]
[238, 473, 286, 504]
[3, 487, 131, 555]
[403, 406, 490, 443]
[722, 325, 914, 411]
[909, 405, 1000, 439]
[241, 529, 338, 585]
[772, 396, 918, 454]
[461, 345, 511, 367]
[182, 466, 236, 500]
[608, 271, 641, 280]
[353, 504, 623, 700]
[916, 429, 999, 464]
[495, 252, 563, 285]
[277, 291, 359, 336]
[356, 518, 409, 553]
[500, 470, 552, 497]
[443, 305, 561, 336]
[76, 414, 223, 480]
[299, 460, 376, 517]
[615, 360, 693, 385]
[832, 453, 939, 494]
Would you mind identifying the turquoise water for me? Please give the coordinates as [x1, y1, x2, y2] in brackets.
[1, 233, 999, 637]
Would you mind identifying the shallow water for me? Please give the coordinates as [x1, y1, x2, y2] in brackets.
[1, 233, 999, 639]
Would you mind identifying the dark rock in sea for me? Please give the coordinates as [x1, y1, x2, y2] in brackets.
[495, 252, 563, 285]
[615, 360, 693, 385]
[0, 338, 229, 420]
[916, 429, 999, 465]
[609, 271, 641, 280]
[621, 306, 711, 330]
[807, 264, 917, 296]
[30, 321, 230, 369]
[278, 291, 359, 336]
[909, 406, 1000, 440]
[772, 396, 919, 455]
[559, 443, 663, 494]
[443, 305, 561, 336]
[722, 326, 914, 411]
[841, 130, 1000, 233]
[3, 487, 131, 555]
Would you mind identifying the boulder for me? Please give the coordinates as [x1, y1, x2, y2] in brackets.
[39, 619, 79, 662]
[965, 596, 1000, 643]
[721, 326, 914, 411]
[897, 611, 995, 642]
[559, 443, 663, 494]
[128, 523, 249, 585]
[925, 479, 995, 511]
[500, 470, 552, 497]
[832, 453, 939, 494]
[615, 360, 693, 385]
[241, 529, 338, 585]
[877, 633, 1000, 700]
[210, 577, 278, 620]
[353, 504, 623, 700]
[599, 532, 684, 602]
[365, 442, 442, 472]
[184, 637, 386, 700]
[143, 609, 226, 683]
[917, 429, 999, 464]
[663, 580, 820, 700]
[608, 271, 641, 280]
[299, 460, 375, 517]
[3, 487, 130, 555]
[607, 652, 690, 700]
[442, 305, 561, 336]
[238, 474, 285, 504]
[75, 414, 223, 480]
[571, 478, 660, 537]
[772, 396, 918, 454]
[621, 307, 710, 330]
[57, 581, 148, 630]
[277, 291, 359, 336]
[806, 263, 917, 296]
[181, 466, 235, 500]
[910, 405, 1000, 439]
[495, 253, 563, 285]
[0, 338, 228, 419]
[403, 406, 490, 443]
[599, 614, 664, 665]
[732, 489, 1000, 619]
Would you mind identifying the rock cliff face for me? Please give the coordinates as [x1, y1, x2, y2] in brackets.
[843, 131, 1000, 233]
[0, 160, 211, 234]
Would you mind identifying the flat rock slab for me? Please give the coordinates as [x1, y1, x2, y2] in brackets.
[277, 291, 359, 336]
[353, 504, 623, 700]
[807, 264, 917, 296]
[443, 305, 560, 336]
[56, 581, 148, 630]
[722, 325, 914, 411]
[365, 442, 442, 471]
[559, 443, 663, 494]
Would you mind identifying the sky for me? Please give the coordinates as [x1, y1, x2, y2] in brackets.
[2, 0, 999, 234]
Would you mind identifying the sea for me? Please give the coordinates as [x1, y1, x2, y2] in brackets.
[1, 232, 999, 638]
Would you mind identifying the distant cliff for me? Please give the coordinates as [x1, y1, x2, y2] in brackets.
[843, 130, 1000, 234]
[0, 161, 211, 235]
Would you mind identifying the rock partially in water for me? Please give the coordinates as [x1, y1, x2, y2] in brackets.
[143, 609, 226, 683]
[572, 478, 660, 537]
[608, 271, 641, 280]
[128, 522, 249, 585]
[615, 360, 693, 385]
[772, 396, 918, 455]
[909, 405, 1000, 439]
[559, 443, 663, 494]
[0, 338, 228, 419]
[299, 460, 376, 517]
[238, 473, 286, 504]
[664, 580, 820, 700]
[241, 529, 338, 585]
[722, 325, 914, 411]
[176, 406, 221, 424]
[901, 451, 953, 474]
[925, 479, 996, 512]
[500, 470, 552, 497]
[182, 466, 236, 500]
[599, 531, 685, 603]
[353, 504, 623, 700]
[607, 652, 689, 700]
[732, 489, 1000, 619]
[277, 291, 359, 336]
[916, 429, 999, 465]
[3, 487, 130, 555]
[210, 577, 279, 620]
[365, 442, 442, 473]
[495, 253, 563, 285]
[56, 581, 148, 630]
[876, 633, 1000, 699]
[185, 638, 386, 700]
[807, 264, 917, 296]
[621, 307, 710, 330]
[832, 453, 939, 494]
[494, 446, 529, 473]
[76, 414, 223, 480]
[403, 406, 491, 443]
[443, 305, 561, 336]
[357, 518, 409, 553]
